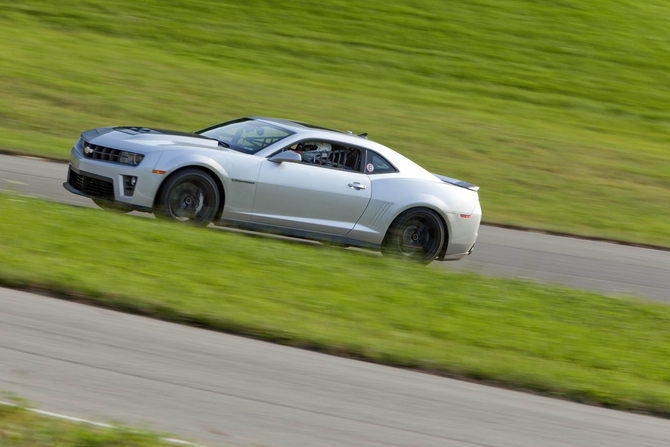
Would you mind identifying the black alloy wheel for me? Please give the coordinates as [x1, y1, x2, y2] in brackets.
[382, 208, 445, 264]
[156, 168, 220, 226]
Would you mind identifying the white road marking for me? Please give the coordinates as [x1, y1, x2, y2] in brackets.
[30, 407, 114, 428]
[0, 401, 203, 446]
[3, 179, 26, 185]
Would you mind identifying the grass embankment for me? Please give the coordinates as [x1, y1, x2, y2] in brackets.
[2, 194, 670, 414]
[0, 400, 177, 447]
[1, 1, 670, 245]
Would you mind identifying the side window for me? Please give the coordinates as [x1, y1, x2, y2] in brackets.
[283, 141, 363, 172]
[365, 151, 397, 174]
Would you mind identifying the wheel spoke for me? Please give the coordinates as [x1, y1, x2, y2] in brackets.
[160, 172, 219, 226]
[388, 211, 443, 261]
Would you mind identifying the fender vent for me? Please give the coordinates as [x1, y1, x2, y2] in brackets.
[369, 202, 393, 230]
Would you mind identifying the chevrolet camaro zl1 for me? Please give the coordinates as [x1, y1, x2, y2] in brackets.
[64, 117, 481, 263]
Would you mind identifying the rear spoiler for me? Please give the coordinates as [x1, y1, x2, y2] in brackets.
[433, 174, 479, 192]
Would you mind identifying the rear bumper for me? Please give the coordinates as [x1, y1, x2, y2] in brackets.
[440, 242, 475, 261]
[440, 201, 481, 260]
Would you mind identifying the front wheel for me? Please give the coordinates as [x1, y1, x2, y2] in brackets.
[155, 169, 220, 226]
[381, 208, 445, 264]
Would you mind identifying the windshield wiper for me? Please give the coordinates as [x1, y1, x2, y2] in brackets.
[217, 140, 230, 148]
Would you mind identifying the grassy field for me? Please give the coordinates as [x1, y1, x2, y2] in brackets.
[0, 399, 177, 446]
[1, 0, 669, 246]
[2, 193, 670, 415]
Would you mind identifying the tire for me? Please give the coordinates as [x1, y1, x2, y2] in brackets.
[155, 168, 220, 226]
[381, 208, 445, 264]
[93, 199, 132, 213]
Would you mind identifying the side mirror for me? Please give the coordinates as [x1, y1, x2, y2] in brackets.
[269, 151, 302, 164]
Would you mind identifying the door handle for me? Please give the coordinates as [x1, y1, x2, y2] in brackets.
[348, 182, 367, 190]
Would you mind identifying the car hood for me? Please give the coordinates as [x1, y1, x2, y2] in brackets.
[81, 126, 220, 153]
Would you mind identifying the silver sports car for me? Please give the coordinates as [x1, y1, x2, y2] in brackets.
[64, 117, 481, 263]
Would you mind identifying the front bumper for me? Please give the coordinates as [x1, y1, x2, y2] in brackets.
[64, 142, 162, 211]
[63, 166, 153, 212]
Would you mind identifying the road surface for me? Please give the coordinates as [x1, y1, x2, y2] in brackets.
[2, 288, 669, 447]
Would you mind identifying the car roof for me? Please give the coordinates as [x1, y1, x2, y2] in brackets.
[250, 116, 347, 134]
[249, 117, 432, 179]
[251, 116, 383, 151]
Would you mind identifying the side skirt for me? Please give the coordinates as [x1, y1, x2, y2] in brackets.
[216, 218, 380, 250]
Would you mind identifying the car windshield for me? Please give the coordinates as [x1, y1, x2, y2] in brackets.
[196, 118, 294, 154]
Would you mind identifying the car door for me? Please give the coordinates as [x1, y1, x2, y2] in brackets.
[252, 147, 371, 235]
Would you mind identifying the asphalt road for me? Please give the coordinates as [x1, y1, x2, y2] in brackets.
[3, 288, 670, 447]
[2, 154, 669, 302]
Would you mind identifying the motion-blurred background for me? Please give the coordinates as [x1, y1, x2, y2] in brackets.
[5, 4, 670, 444]
[2, 0, 669, 246]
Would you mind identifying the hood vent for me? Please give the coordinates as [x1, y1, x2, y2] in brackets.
[114, 126, 214, 140]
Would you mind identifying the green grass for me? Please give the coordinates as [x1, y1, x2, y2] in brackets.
[2, 193, 670, 415]
[0, 399, 177, 447]
[1, 0, 670, 245]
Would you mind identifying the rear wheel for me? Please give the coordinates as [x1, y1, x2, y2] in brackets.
[381, 208, 445, 264]
[155, 169, 220, 226]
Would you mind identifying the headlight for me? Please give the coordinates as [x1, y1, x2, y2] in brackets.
[74, 137, 84, 152]
[118, 151, 145, 166]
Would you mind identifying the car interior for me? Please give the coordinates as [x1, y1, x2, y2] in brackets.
[284, 141, 363, 172]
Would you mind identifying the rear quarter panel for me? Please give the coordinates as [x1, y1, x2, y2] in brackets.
[351, 174, 481, 254]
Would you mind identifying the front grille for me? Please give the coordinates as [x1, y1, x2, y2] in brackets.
[68, 168, 114, 199]
[83, 142, 124, 162]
